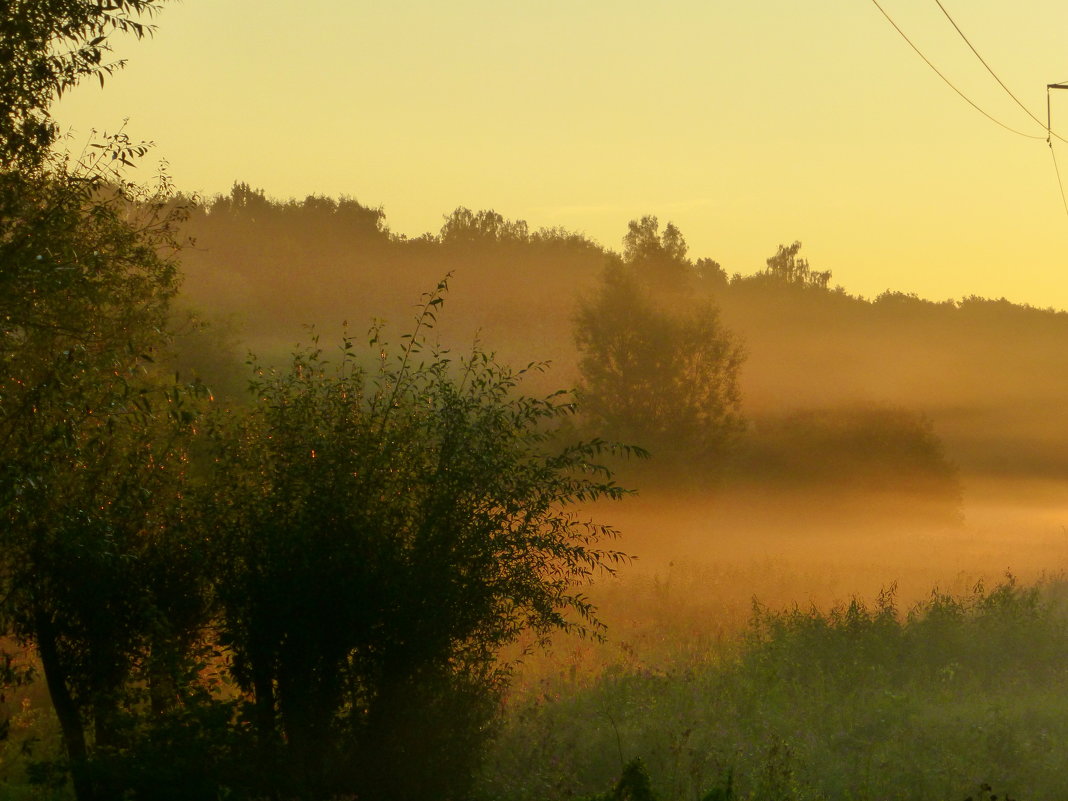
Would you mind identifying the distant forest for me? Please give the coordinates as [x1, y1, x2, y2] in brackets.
[177, 184, 1068, 497]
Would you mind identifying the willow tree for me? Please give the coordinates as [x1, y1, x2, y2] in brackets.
[0, 0, 168, 168]
[0, 5, 213, 801]
[207, 283, 633, 801]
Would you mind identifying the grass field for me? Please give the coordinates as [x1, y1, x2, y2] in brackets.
[478, 484, 1068, 801]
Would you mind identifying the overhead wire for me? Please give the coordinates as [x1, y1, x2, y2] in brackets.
[868, 0, 1045, 140]
[932, 0, 1068, 144]
[928, 0, 1068, 219]
[871, 0, 1068, 223]
[927, 0, 1068, 220]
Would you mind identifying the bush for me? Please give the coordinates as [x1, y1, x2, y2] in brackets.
[207, 280, 636, 800]
[480, 576, 1068, 801]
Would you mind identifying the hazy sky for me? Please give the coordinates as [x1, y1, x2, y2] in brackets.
[55, 1, 1068, 308]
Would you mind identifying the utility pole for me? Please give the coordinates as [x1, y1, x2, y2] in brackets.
[1047, 82, 1068, 144]
[1047, 83, 1068, 218]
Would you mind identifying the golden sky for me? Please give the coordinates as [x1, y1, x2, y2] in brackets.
[55, 1, 1068, 308]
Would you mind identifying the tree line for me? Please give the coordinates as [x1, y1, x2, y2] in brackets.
[180, 181, 1055, 500]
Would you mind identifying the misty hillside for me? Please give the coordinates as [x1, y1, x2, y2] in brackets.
[177, 185, 604, 377]
[176, 184, 1068, 496]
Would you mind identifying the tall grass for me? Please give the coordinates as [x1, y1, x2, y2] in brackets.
[479, 575, 1068, 801]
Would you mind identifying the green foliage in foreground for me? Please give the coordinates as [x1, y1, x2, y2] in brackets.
[480, 576, 1068, 801]
[201, 280, 635, 800]
[0, 288, 639, 800]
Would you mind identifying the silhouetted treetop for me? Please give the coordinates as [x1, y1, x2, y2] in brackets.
[621, 215, 694, 288]
[439, 206, 531, 245]
[761, 241, 831, 289]
[575, 259, 745, 478]
[696, 256, 729, 287]
[202, 182, 389, 237]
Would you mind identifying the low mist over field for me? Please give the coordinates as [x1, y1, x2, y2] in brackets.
[177, 186, 1068, 512]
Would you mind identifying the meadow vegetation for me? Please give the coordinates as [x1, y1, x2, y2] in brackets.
[480, 575, 1068, 801]
[4, 571, 1065, 800]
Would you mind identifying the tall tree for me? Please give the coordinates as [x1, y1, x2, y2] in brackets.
[575, 218, 745, 476]
[0, 4, 209, 800]
[207, 284, 633, 800]
[0, 141, 205, 800]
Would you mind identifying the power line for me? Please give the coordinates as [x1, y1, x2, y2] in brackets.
[1049, 85, 1068, 223]
[932, 0, 1068, 222]
[872, 0, 1068, 224]
[869, 0, 1045, 140]
[932, 0, 1068, 144]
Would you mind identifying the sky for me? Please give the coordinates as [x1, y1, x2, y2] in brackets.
[54, 0, 1068, 308]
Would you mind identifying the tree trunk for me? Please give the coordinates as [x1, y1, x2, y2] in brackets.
[277, 654, 333, 801]
[35, 609, 94, 801]
[249, 639, 282, 798]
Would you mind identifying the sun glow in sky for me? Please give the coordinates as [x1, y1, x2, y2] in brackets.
[55, 0, 1068, 308]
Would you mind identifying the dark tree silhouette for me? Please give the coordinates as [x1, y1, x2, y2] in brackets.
[0, 5, 217, 800]
[762, 241, 831, 289]
[207, 283, 633, 800]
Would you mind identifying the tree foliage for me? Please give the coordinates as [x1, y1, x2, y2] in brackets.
[0, 4, 214, 800]
[203, 181, 390, 238]
[575, 218, 745, 476]
[0, 0, 167, 168]
[622, 215, 692, 289]
[440, 206, 531, 245]
[0, 131, 211, 801]
[762, 241, 831, 289]
[206, 282, 633, 800]
[1, 4, 181, 460]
